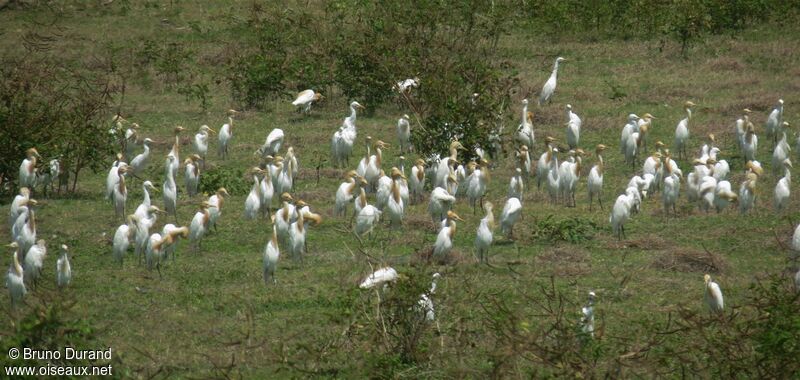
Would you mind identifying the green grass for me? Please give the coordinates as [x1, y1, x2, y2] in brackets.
[1, 1, 800, 377]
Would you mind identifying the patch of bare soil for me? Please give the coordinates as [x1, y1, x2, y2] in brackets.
[536, 246, 591, 277]
[651, 247, 728, 274]
[412, 246, 469, 266]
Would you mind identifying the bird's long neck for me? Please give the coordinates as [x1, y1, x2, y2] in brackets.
[597, 154, 604, 174]
[172, 136, 180, 157]
[59, 252, 69, 273]
[349, 106, 357, 125]
[297, 212, 305, 233]
[143, 187, 151, 206]
[365, 142, 371, 159]
[686, 107, 692, 120]
[448, 219, 457, 238]
[282, 203, 291, 221]
[202, 209, 210, 225]
[358, 188, 367, 208]
[346, 179, 357, 196]
[29, 156, 37, 173]
[28, 209, 35, 232]
[391, 178, 401, 202]
[271, 225, 278, 245]
[552, 61, 560, 76]
[521, 103, 528, 125]
[376, 147, 382, 167]
[119, 174, 126, 193]
[416, 164, 424, 181]
[785, 167, 792, 182]
[228, 117, 234, 132]
[253, 175, 261, 194]
[399, 162, 405, 176]
[13, 251, 22, 275]
[449, 148, 458, 161]
[217, 194, 225, 208]
[166, 164, 175, 184]
[485, 208, 494, 229]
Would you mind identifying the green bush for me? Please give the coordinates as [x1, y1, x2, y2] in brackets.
[532, 215, 598, 243]
[198, 167, 248, 196]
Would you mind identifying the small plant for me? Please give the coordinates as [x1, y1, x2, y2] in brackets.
[532, 215, 597, 243]
[178, 81, 211, 113]
[198, 167, 248, 196]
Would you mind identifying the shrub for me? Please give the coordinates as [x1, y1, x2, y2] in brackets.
[532, 215, 598, 243]
[198, 167, 248, 196]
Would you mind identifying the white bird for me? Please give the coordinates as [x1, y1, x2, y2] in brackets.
[434, 141, 466, 189]
[23, 239, 46, 288]
[6, 242, 26, 307]
[742, 120, 758, 163]
[274, 156, 294, 196]
[292, 89, 323, 114]
[500, 197, 522, 239]
[8, 187, 30, 229]
[713, 180, 738, 213]
[735, 109, 752, 150]
[124, 122, 140, 162]
[774, 159, 792, 212]
[588, 144, 607, 210]
[18, 148, 41, 190]
[56, 244, 72, 289]
[466, 160, 490, 213]
[259, 128, 285, 158]
[375, 170, 393, 211]
[285, 146, 299, 181]
[418, 273, 441, 322]
[113, 214, 137, 264]
[263, 219, 281, 285]
[516, 145, 533, 185]
[508, 168, 524, 200]
[275, 193, 297, 247]
[245, 168, 264, 220]
[538, 57, 566, 106]
[184, 155, 201, 197]
[359, 267, 398, 289]
[396, 156, 410, 206]
[355, 202, 382, 238]
[288, 210, 321, 261]
[765, 98, 784, 145]
[16, 199, 37, 255]
[703, 274, 724, 313]
[515, 99, 535, 148]
[134, 180, 157, 221]
[698, 175, 718, 213]
[674, 101, 696, 160]
[565, 104, 581, 149]
[395, 77, 420, 93]
[39, 158, 61, 196]
[365, 140, 389, 189]
[167, 126, 186, 176]
[129, 138, 154, 176]
[259, 158, 275, 218]
[146, 227, 188, 274]
[189, 201, 212, 253]
[11, 200, 35, 242]
[410, 159, 427, 204]
[218, 111, 237, 159]
[610, 192, 634, 240]
[331, 101, 365, 168]
[662, 158, 682, 216]
[163, 155, 178, 222]
[624, 131, 643, 170]
[356, 136, 373, 179]
[134, 205, 163, 263]
[536, 137, 557, 190]
[385, 168, 406, 229]
[580, 291, 596, 338]
[397, 114, 412, 153]
[475, 202, 494, 263]
[772, 122, 792, 174]
[193, 125, 216, 167]
[738, 172, 758, 215]
[428, 184, 456, 225]
[433, 211, 464, 260]
[546, 148, 561, 204]
[207, 187, 230, 232]
[637, 113, 656, 153]
[620, 114, 640, 155]
[159, 223, 186, 261]
[560, 149, 584, 207]
[334, 170, 360, 218]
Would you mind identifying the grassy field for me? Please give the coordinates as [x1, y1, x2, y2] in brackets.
[1, 2, 800, 378]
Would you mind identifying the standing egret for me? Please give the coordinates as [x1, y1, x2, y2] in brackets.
[193, 125, 216, 168]
[536, 137, 557, 190]
[334, 170, 360, 218]
[742, 120, 758, 163]
[662, 156, 682, 217]
[218, 110, 237, 159]
[11, 199, 35, 242]
[353, 177, 369, 216]
[434, 141, 466, 189]
[772, 122, 792, 174]
[168, 126, 186, 176]
[516, 145, 533, 185]
[397, 114, 412, 153]
[56, 244, 71, 288]
[375, 169, 393, 211]
[8, 187, 30, 229]
[263, 218, 280, 285]
[39, 158, 61, 197]
[259, 128, 285, 158]
[189, 201, 212, 253]
[331, 101, 365, 168]
[113, 214, 137, 265]
[245, 168, 264, 220]
[292, 89, 323, 114]
[560, 149, 584, 207]
[134, 205, 164, 264]
[509, 168, 524, 200]
[184, 155, 201, 197]
[515, 99, 535, 148]
[546, 148, 561, 204]
[620, 114, 640, 155]
[428, 183, 457, 225]
[433, 211, 464, 260]
[163, 155, 178, 222]
[466, 159, 490, 213]
[355, 198, 382, 238]
[538, 57, 566, 106]
[713, 180, 738, 213]
[610, 192, 634, 240]
[259, 158, 275, 218]
[146, 227, 188, 275]
[134, 180, 157, 221]
[565, 104, 582, 149]
[18, 148, 41, 190]
[208, 187, 230, 232]
[703, 274, 724, 313]
[735, 109, 752, 151]
[765, 99, 784, 146]
[397, 156, 410, 206]
[674, 101, 696, 160]
[285, 146, 299, 181]
[106, 154, 127, 201]
[774, 159, 792, 212]
[6, 242, 26, 307]
[23, 239, 46, 288]
[580, 291, 596, 338]
[288, 210, 322, 262]
[588, 144, 607, 210]
[738, 172, 758, 215]
[410, 159, 426, 204]
[275, 156, 294, 196]
[365, 140, 389, 190]
[500, 197, 522, 239]
[356, 136, 373, 179]
[386, 167, 406, 229]
[17, 199, 37, 256]
[475, 202, 494, 263]
[124, 123, 140, 162]
[129, 138, 154, 177]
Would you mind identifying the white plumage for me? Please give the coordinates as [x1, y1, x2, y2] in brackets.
[703, 274, 724, 313]
[129, 138, 154, 176]
[397, 114, 412, 153]
[263, 223, 280, 285]
[292, 89, 322, 113]
[538, 57, 566, 106]
[475, 203, 494, 263]
[499, 197, 522, 239]
[565, 104, 581, 149]
[360, 267, 398, 289]
[56, 244, 72, 288]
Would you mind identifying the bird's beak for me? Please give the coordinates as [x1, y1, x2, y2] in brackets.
[454, 214, 465, 222]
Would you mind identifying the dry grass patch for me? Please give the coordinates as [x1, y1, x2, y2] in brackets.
[651, 246, 728, 274]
